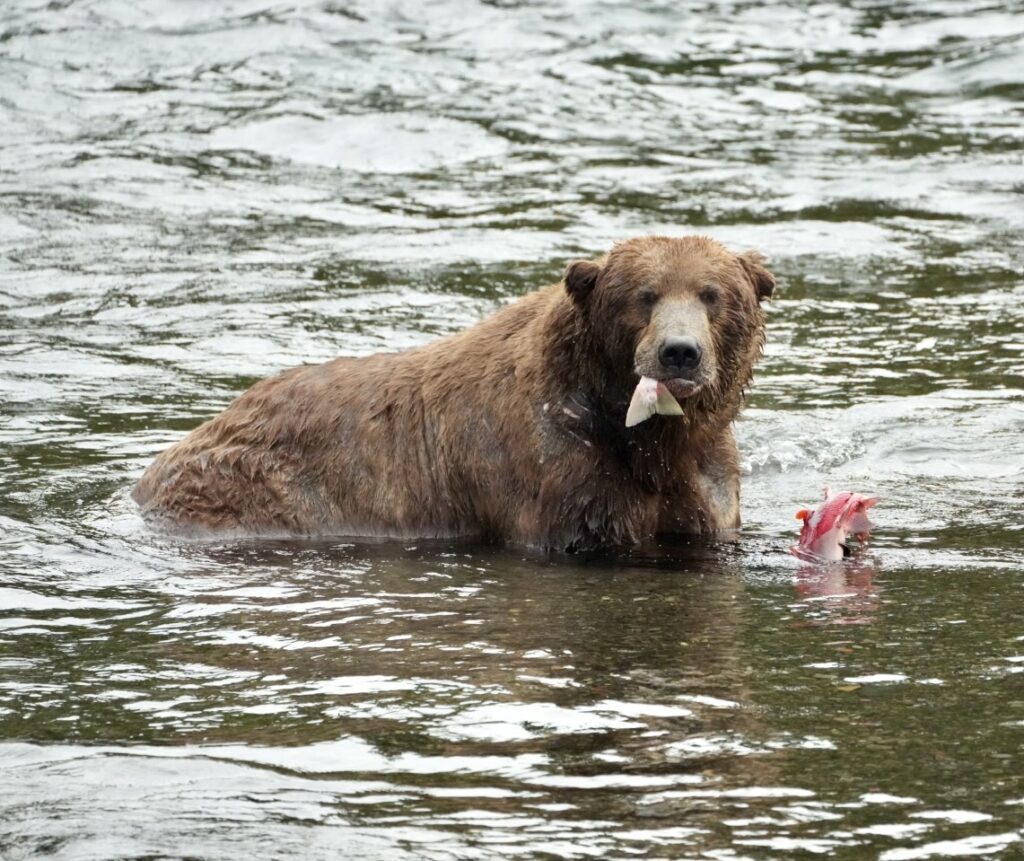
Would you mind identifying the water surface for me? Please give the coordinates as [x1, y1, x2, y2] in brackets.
[2, 0, 1024, 858]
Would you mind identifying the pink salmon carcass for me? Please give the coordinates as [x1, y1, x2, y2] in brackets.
[792, 487, 879, 562]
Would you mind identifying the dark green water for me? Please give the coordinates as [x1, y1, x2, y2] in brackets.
[2, 0, 1023, 858]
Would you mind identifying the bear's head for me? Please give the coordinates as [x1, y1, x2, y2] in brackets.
[563, 235, 774, 420]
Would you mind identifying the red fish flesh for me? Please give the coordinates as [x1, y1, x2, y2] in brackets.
[792, 487, 879, 562]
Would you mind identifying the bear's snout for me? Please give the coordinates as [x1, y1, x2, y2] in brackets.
[658, 336, 703, 374]
[634, 296, 715, 388]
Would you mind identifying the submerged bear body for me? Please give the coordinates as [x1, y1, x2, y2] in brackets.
[133, 235, 774, 551]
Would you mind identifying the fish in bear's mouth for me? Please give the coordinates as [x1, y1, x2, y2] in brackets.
[625, 376, 701, 427]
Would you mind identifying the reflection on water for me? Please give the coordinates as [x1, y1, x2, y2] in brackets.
[1, 0, 1023, 858]
[793, 555, 882, 625]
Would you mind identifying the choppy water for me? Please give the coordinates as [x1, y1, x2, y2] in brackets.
[2, 0, 1024, 858]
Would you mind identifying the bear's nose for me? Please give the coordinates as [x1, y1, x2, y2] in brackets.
[659, 336, 703, 372]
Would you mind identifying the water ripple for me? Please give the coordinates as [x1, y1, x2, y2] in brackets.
[3, 0, 1024, 858]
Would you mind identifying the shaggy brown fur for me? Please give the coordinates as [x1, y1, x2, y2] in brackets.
[133, 235, 774, 550]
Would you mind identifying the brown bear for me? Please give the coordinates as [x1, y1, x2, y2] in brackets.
[132, 235, 774, 550]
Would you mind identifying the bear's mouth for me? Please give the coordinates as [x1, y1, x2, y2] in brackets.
[661, 378, 701, 401]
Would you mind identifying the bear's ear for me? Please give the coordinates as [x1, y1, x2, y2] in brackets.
[563, 259, 601, 304]
[738, 251, 775, 302]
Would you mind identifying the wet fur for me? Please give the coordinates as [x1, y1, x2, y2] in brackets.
[133, 235, 774, 551]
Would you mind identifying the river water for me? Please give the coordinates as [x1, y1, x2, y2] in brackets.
[2, 1, 1023, 858]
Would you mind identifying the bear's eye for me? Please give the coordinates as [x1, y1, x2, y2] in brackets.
[699, 285, 720, 306]
[638, 287, 658, 307]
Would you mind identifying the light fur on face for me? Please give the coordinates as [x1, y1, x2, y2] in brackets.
[633, 296, 718, 389]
